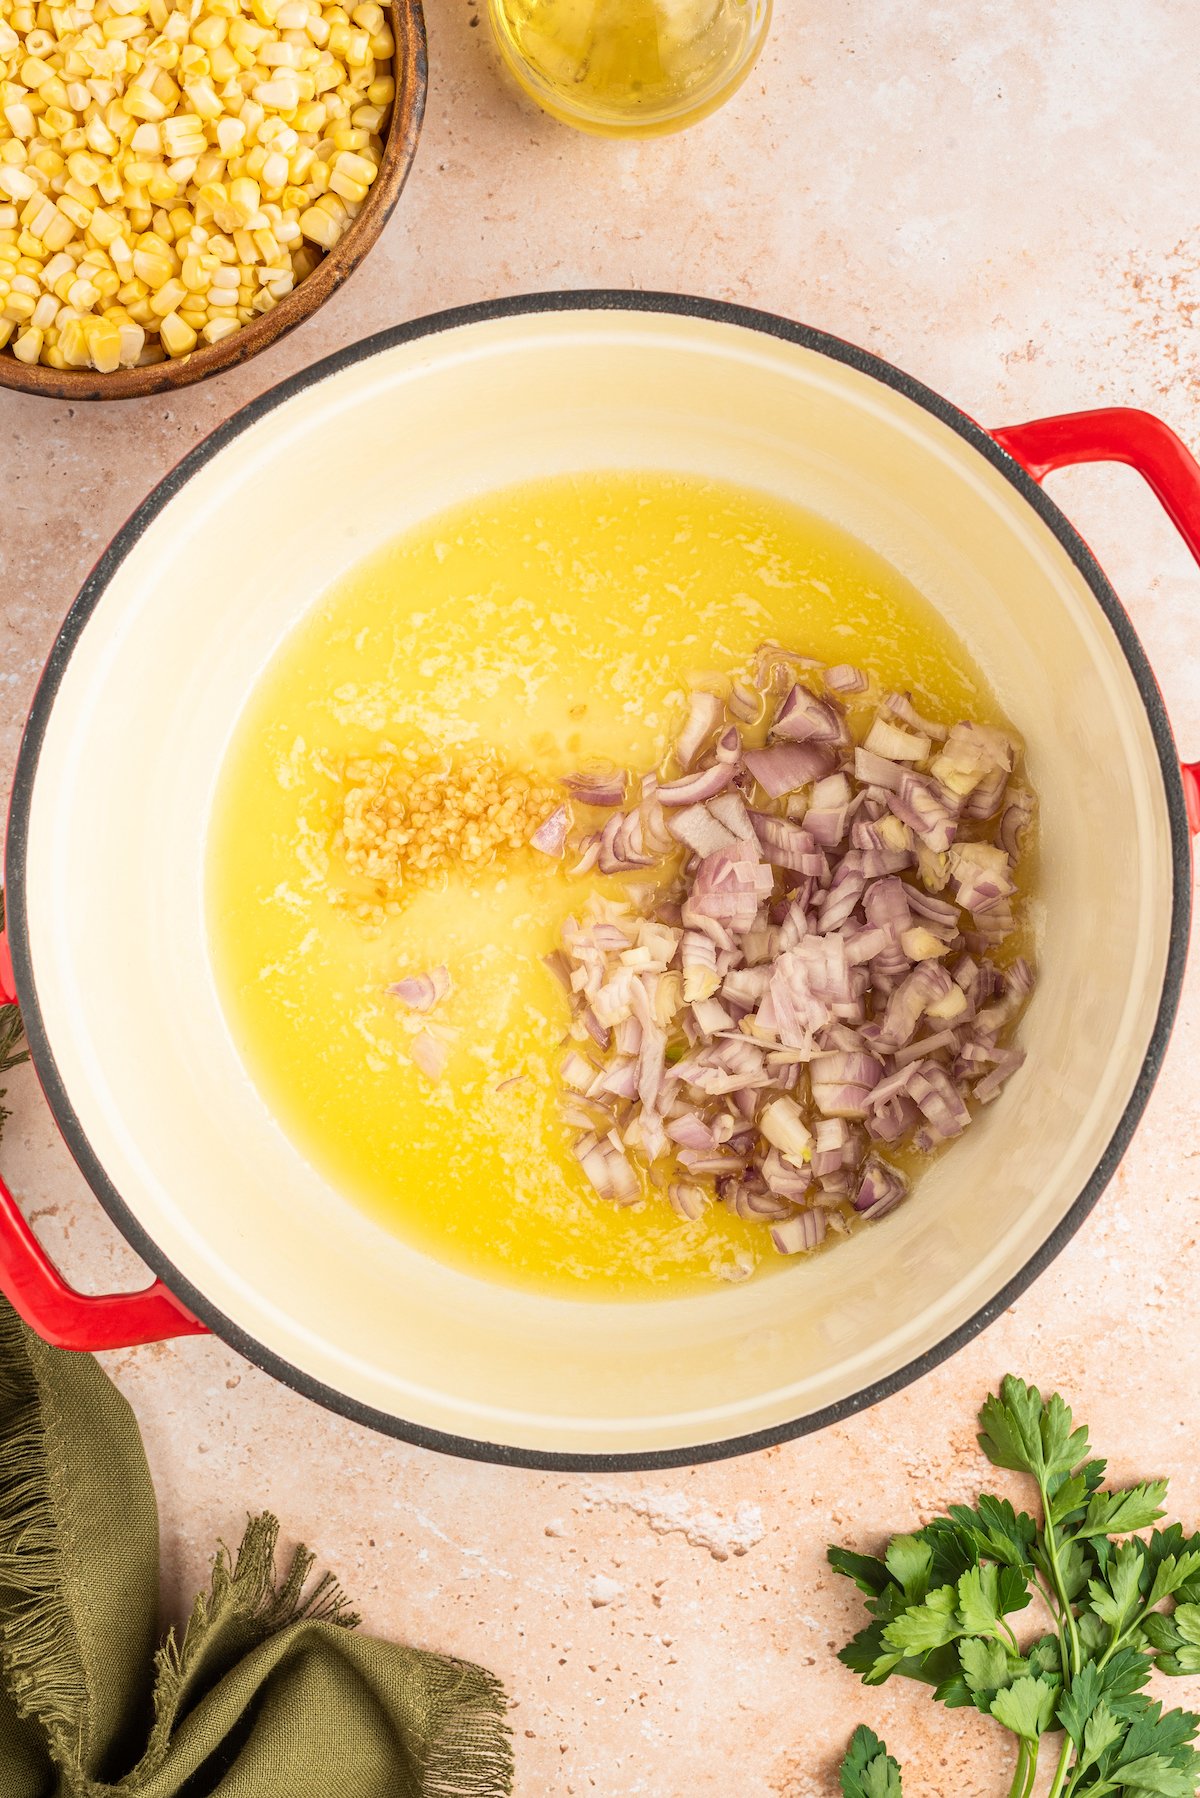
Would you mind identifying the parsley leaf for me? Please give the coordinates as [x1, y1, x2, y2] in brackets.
[828, 1375, 1200, 1798]
[977, 1376, 1090, 1482]
[1082, 1702, 1127, 1770]
[1061, 1662, 1107, 1746]
[837, 1621, 894, 1683]
[958, 1637, 1018, 1708]
[1145, 1604, 1200, 1677]
[840, 1726, 903, 1798]
[1146, 1550, 1200, 1610]
[883, 1584, 961, 1656]
[1076, 1484, 1170, 1540]
[827, 1546, 893, 1598]
[1089, 1541, 1148, 1638]
[946, 1494, 1038, 1571]
[884, 1535, 933, 1602]
[955, 1563, 1031, 1638]
[989, 1675, 1059, 1741]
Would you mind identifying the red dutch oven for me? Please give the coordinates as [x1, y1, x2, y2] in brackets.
[0, 295, 1197, 1469]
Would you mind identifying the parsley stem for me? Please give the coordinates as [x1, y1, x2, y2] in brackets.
[1037, 1489, 1082, 1679]
[1019, 1737, 1041, 1798]
[1098, 1605, 1149, 1671]
[1007, 1741, 1030, 1798]
[1044, 1733, 1073, 1798]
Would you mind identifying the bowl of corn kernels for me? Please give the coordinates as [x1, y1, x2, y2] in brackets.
[0, 0, 425, 396]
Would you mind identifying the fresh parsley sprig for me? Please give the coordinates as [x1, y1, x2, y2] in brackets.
[831, 1376, 1200, 1798]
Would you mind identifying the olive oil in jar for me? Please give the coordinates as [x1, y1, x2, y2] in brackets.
[487, 0, 772, 136]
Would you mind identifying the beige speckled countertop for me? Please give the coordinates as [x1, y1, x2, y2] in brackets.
[3, 5, 1200, 1794]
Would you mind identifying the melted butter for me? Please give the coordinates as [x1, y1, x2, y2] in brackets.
[207, 472, 1010, 1299]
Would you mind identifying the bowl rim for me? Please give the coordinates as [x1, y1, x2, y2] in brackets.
[0, 0, 427, 402]
[5, 290, 1193, 1469]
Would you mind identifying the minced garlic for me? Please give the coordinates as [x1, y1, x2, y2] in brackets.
[0, 0, 394, 370]
[339, 753, 563, 898]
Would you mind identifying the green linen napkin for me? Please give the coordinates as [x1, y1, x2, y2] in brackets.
[0, 1294, 513, 1798]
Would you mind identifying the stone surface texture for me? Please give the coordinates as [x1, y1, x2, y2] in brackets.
[3, 4, 1200, 1794]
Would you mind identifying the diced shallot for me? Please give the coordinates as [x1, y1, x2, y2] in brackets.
[770, 1210, 827, 1254]
[825, 663, 869, 694]
[410, 1030, 448, 1082]
[563, 766, 627, 808]
[772, 685, 848, 745]
[389, 966, 450, 1011]
[708, 789, 757, 841]
[657, 761, 738, 805]
[668, 1180, 710, 1221]
[855, 1157, 909, 1218]
[531, 805, 571, 856]
[667, 804, 740, 858]
[744, 742, 836, 798]
[544, 645, 1035, 1261]
[675, 690, 725, 770]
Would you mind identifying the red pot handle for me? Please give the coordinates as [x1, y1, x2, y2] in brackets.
[991, 406, 1200, 834]
[0, 948, 207, 1348]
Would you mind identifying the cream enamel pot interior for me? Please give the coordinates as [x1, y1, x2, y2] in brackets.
[3, 294, 1197, 1470]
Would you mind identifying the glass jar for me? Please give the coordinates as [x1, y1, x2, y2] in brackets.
[487, 0, 772, 138]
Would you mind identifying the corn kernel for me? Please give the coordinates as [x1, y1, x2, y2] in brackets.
[185, 74, 221, 117]
[85, 113, 119, 154]
[327, 166, 365, 203]
[84, 311, 121, 368]
[297, 200, 336, 247]
[191, 13, 228, 48]
[20, 54, 56, 87]
[57, 191, 92, 225]
[58, 313, 90, 362]
[4, 99, 37, 138]
[148, 273, 185, 313]
[0, 166, 38, 201]
[158, 306, 194, 354]
[132, 243, 172, 285]
[11, 322, 43, 361]
[125, 84, 167, 120]
[0, 0, 394, 371]
[66, 275, 100, 308]
[333, 147, 373, 185]
[252, 72, 300, 109]
[25, 195, 56, 238]
[115, 316, 144, 362]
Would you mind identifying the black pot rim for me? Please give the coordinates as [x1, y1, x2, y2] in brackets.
[5, 290, 1193, 1472]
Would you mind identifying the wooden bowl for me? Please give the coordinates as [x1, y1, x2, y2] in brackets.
[0, 0, 426, 402]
